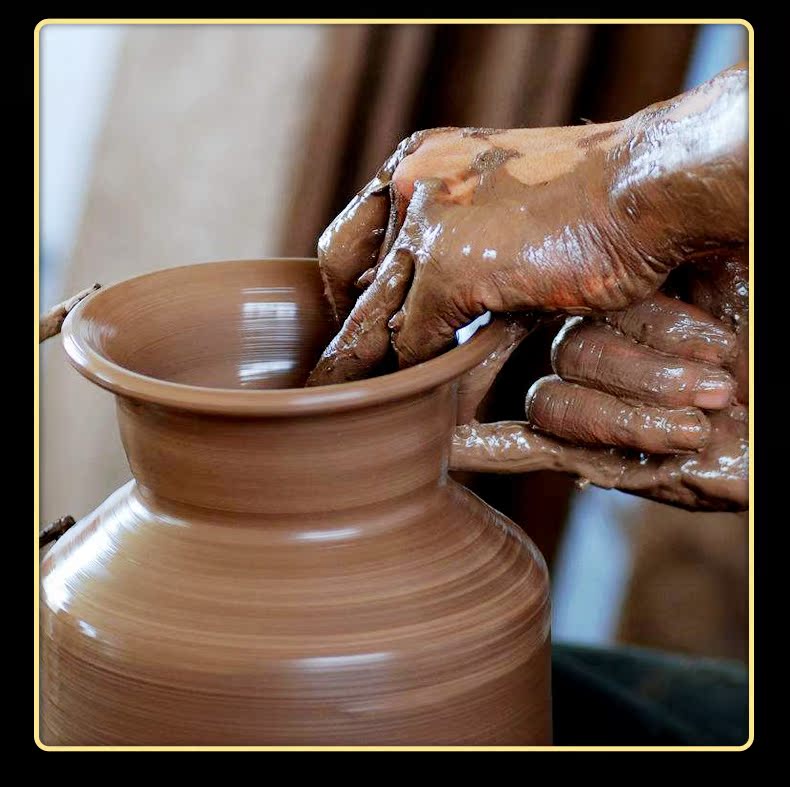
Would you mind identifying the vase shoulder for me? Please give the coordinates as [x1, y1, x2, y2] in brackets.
[41, 478, 551, 745]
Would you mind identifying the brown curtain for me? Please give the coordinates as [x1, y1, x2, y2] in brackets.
[278, 23, 699, 257]
[276, 23, 699, 567]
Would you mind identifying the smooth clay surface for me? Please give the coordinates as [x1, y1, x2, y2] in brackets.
[40, 259, 552, 746]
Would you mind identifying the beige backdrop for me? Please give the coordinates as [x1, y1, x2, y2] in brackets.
[40, 24, 331, 522]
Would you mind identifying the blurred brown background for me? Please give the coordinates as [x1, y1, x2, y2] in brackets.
[39, 22, 749, 663]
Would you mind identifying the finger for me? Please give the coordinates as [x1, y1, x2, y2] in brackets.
[354, 185, 411, 290]
[525, 375, 711, 454]
[552, 319, 736, 410]
[315, 130, 443, 323]
[603, 292, 738, 365]
[451, 420, 573, 474]
[317, 186, 390, 323]
[306, 248, 414, 386]
[389, 180, 484, 367]
[450, 420, 742, 512]
[391, 276, 472, 369]
[378, 185, 410, 264]
[450, 420, 651, 483]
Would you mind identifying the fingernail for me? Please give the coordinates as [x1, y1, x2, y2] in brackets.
[693, 371, 735, 409]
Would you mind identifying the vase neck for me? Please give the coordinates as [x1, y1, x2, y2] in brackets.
[115, 384, 458, 515]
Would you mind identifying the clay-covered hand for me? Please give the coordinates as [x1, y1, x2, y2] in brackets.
[307, 65, 747, 386]
[454, 258, 749, 512]
[526, 291, 747, 510]
[528, 293, 739, 456]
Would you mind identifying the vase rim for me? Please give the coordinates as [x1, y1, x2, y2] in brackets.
[61, 258, 507, 417]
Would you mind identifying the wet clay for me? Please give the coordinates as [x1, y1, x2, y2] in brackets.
[308, 65, 747, 385]
[40, 259, 552, 746]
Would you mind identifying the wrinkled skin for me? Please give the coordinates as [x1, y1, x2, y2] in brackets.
[307, 65, 748, 511]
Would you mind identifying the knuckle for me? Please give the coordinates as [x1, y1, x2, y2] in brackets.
[467, 279, 498, 314]
[677, 409, 712, 448]
[611, 405, 640, 445]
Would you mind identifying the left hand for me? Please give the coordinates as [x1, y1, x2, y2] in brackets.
[528, 292, 738, 455]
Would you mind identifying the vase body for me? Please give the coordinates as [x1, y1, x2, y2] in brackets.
[40, 259, 551, 745]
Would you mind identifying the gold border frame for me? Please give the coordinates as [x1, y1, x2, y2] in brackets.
[33, 17, 755, 752]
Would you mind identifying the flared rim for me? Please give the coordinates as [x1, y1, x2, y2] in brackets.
[61, 258, 505, 417]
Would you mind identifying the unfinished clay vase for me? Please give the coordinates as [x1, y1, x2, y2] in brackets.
[40, 259, 551, 745]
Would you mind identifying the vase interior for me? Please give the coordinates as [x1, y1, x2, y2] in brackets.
[77, 259, 335, 390]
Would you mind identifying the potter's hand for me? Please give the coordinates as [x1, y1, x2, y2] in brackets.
[527, 293, 738, 456]
[526, 291, 748, 511]
[307, 65, 747, 386]
[454, 259, 749, 512]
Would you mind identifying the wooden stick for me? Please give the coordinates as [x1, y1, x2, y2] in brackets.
[39, 284, 101, 343]
[38, 287, 99, 547]
[39, 515, 76, 548]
